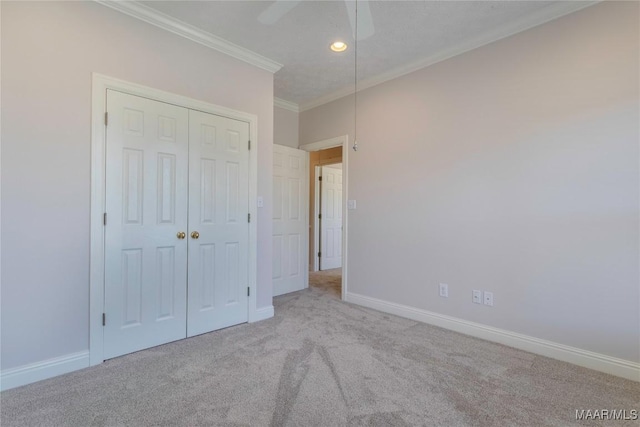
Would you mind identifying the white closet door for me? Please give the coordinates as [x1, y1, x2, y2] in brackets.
[104, 90, 189, 359]
[187, 110, 250, 337]
[320, 165, 343, 270]
[272, 145, 308, 296]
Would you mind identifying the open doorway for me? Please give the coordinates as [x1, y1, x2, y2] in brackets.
[307, 146, 344, 300]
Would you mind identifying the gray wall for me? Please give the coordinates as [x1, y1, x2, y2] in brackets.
[1, 1, 274, 370]
[274, 106, 299, 148]
[300, 2, 639, 363]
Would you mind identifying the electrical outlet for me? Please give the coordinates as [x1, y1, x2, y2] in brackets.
[439, 283, 449, 298]
[472, 290, 482, 304]
[483, 291, 494, 306]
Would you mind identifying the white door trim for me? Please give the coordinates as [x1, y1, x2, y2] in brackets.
[299, 135, 349, 301]
[90, 73, 259, 366]
[299, 135, 345, 152]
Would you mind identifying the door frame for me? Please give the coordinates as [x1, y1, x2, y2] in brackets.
[299, 135, 349, 301]
[89, 73, 259, 366]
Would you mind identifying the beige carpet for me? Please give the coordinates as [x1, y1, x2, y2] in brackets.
[1, 270, 638, 426]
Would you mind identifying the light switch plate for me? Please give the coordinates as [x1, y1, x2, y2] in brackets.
[347, 200, 357, 210]
[257, 196, 264, 208]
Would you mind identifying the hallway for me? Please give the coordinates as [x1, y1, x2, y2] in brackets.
[308, 268, 341, 299]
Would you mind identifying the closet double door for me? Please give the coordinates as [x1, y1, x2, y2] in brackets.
[103, 90, 249, 359]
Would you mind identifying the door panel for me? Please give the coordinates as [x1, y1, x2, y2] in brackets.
[104, 90, 189, 359]
[272, 145, 308, 296]
[320, 165, 343, 270]
[187, 110, 250, 337]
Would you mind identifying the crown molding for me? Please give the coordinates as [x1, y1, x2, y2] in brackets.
[274, 97, 300, 113]
[95, 1, 283, 73]
[299, 1, 600, 112]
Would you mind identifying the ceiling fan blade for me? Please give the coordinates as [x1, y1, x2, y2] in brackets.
[258, 0, 302, 25]
[345, 0, 375, 41]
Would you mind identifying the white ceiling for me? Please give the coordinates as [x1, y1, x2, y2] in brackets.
[136, 1, 596, 110]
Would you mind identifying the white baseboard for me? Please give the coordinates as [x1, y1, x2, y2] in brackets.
[250, 305, 274, 323]
[1, 351, 90, 392]
[3, 306, 274, 391]
[345, 292, 639, 382]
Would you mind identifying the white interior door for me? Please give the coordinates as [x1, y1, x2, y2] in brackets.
[104, 90, 189, 359]
[320, 165, 343, 270]
[272, 145, 308, 296]
[187, 110, 250, 336]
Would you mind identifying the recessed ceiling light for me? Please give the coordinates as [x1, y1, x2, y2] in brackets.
[330, 41, 348, 52]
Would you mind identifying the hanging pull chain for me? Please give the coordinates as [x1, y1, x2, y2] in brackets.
[353, 0, 359, 152]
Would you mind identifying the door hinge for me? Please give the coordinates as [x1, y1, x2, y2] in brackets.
[248, 213, 251, 223]
[102, 313, 106, 326]
[318, 251, 321, 258]
[104, 112, 108, 126]
[319, 176, 322, 181]
[247, 287, 250, 297]
[318, 213, 322, 220]
[103, 212, 107, 226]
[248, 140, 251, 150]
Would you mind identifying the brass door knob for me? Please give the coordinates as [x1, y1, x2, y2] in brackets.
[190, 231, 200, 239]
[176, 231, 186, 239]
